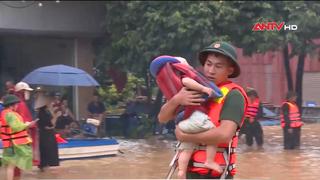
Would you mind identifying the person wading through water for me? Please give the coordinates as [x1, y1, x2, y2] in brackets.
[158, 41, 248, 179]
[0, 94, 37, 180]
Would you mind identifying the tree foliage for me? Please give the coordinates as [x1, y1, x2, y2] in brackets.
[219, 1, 320, 107]
[98, 1, 228, 109]
[96, 1, 320, 108]
[97, 73, 144, 111]
[99, 1, 229, 73]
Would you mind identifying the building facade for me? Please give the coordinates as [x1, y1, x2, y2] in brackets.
[0, 1, 106, 119]
[234, 44, 320, 106]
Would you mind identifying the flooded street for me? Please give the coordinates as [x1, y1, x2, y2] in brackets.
[236, 123, 320, 180]
[2, 123, 320, 179]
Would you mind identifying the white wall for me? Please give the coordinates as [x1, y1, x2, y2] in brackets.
[0, 1, 106, 37]
[0, 1, 105, 119]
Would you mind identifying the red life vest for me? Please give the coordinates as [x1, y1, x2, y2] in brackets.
[280, 102, 303, 128]
[187, 81, 248, 178]
[245, 97, 260, 123]
[150, 55, 222, 100]
[0, 109, 32, 148]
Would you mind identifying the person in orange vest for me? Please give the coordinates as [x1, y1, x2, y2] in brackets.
[242, 88, 264, 148]
[158, 41, 248, 179]
[0, 94, 37, 180]
[280, 91, 303, 150]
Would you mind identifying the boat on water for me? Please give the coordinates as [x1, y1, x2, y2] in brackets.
[260, 119, 280, 126]
[0, 138, 120, 160]
[260, 107, 280, 126]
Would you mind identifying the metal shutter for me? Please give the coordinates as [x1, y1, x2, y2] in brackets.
[303, 72, 320, 106]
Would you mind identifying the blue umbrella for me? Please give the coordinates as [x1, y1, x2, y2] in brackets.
[22, 64, 99, 86]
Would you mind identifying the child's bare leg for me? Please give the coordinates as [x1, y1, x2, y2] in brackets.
[6, 164, 15, 180]
[177, 149, 193, 179]
[204, 145, 223, 173]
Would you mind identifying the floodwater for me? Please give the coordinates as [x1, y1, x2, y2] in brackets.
[2, 123, 320, 180]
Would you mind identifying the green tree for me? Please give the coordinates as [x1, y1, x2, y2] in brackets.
[283, 2, 320, 108]
[97, 73, 145, 110]
[97, 1, 226, 117]
[220, 1, 320, 108]
[96, 1, 320, 111]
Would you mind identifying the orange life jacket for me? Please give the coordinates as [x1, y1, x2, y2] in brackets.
[245, 98, 260, 123]
[0, 109, 32, 148]
[187, 81, 248, 178]
[280, 102, 303, 128]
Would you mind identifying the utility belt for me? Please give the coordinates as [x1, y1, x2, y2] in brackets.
[187, 141, 236, 179]
[189, 161, 235, 179]
[290, 119, 302, 122]
[1, 135, 29, 141]
[195, 145, 236, 153]
[192, 162, 236, 170]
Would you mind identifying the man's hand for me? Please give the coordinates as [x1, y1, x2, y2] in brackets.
[158, 87, 205, 123]
[174, 87, 205, 106]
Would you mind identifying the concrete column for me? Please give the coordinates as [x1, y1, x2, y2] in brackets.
[73, 39, 79, 120]
[73, 38, 95, 120]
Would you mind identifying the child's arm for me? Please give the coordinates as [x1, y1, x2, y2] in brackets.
[182, 77, 212, 96]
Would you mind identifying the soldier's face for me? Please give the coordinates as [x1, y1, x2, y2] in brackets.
[203, 54, 234, 85]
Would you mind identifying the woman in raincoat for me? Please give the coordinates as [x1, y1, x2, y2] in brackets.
[0, 94, 37, 180]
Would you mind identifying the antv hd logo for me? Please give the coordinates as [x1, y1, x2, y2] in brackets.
[252, 22, 298, 31]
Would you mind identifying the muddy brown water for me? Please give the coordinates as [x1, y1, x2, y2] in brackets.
[1, 123, 320, 179]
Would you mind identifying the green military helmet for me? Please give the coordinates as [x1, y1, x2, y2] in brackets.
[198, 41, 240, 78]
[245, 87, 255, 94]
[3, 94, 21, 107]
[245, 87, 258, 97]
